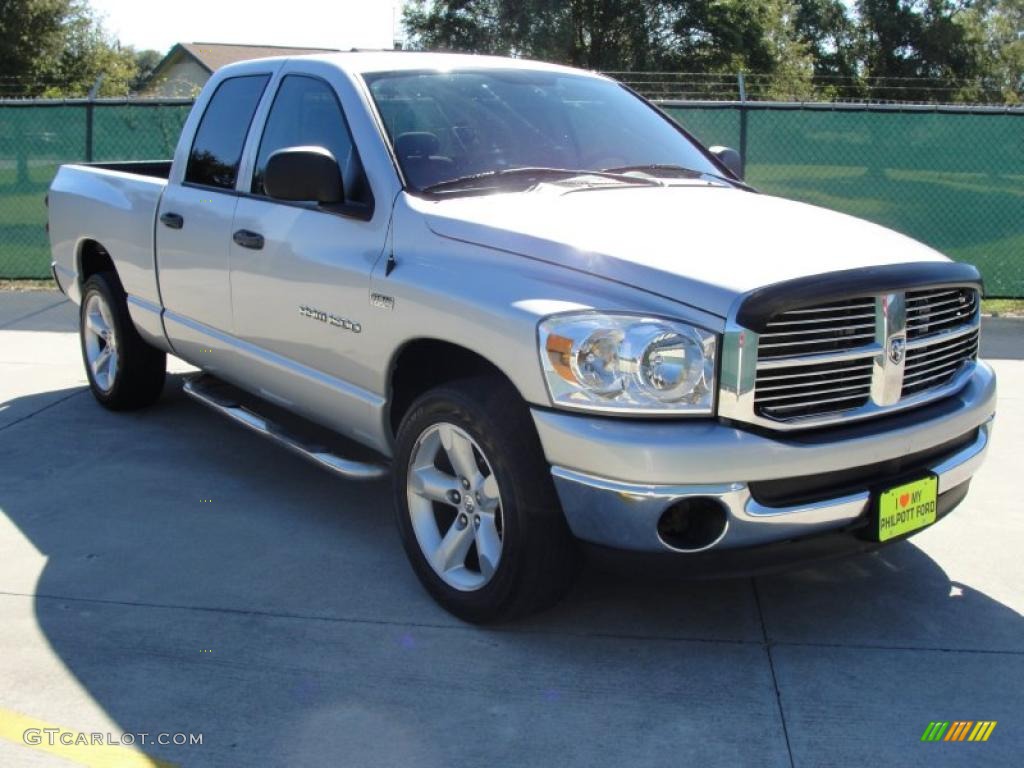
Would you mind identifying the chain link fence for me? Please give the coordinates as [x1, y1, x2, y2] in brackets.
[0, 99, 191, 278]
[663, 101, 1024, 297]
[1, 95, 1021, 296]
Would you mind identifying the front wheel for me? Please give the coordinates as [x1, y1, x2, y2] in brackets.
[393, 376, 579, 623]
[80, 272, 166, 410]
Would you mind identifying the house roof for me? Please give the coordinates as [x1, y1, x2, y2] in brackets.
[177, 42, 340, 72]
[141, 41, 342, 94]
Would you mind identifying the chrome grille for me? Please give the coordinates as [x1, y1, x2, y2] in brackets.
[758, 298, 876, 359]
[906, 287, 978, 339]
[902, 327, 980, 397]
[755, 358, 873, 419]
[748, 286, 980, 426]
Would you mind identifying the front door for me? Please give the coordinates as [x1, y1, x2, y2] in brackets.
[228, 73, 389, 442]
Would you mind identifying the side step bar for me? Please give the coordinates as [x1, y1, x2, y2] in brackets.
[182, 375, 389, 481]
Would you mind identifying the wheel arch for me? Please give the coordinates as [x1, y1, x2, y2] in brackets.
[77, 239, 121, 291]
[387, 338, 529, 438]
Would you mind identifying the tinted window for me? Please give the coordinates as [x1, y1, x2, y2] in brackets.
[253, 75, 367, 203]
[186, 75, 269, 189]
[365, 69, 720, 191]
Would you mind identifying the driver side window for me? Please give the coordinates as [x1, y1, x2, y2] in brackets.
[252, 75, 369, 204]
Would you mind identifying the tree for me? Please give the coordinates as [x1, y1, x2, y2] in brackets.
[402, 1, 674, 70]
[402, 0, 502, 53]
[39, 0, 139, 96]
[403, 0, 1014, 103]
[0, 0, 70, 96]
[987, 0, 1024, 102]
[131, 49, 164, 93]
[963, 0, 1024, 102]
[857, 0, 985, 100]
[0, 0, 140, 97]
[404, 0, 815, 87]
[794, 0, 861, 82]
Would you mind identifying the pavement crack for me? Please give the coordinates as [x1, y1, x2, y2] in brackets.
[1, 589, 1021, 656]
[774, 639, 1024, 655]
[0, 298, 69, 330]
[753, 578, 796, 768]
[0, 589, 761, 646]
[0, 388, 87, 433]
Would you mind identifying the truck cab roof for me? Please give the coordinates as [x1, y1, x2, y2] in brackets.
[216, 50, 606, 79]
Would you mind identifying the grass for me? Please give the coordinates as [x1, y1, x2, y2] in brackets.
[0, 278, 57, 291]
[982, 298, 1024, 317]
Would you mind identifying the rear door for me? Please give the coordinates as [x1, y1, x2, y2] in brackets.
[156, 73, 269, 361]
[227, 71, 389, 421]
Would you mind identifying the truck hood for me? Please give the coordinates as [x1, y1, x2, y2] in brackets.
[414, 183, 948, 318]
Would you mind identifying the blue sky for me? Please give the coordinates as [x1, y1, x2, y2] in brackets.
[90, 0, 406, 54]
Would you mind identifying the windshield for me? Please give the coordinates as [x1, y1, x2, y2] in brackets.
[363, 69, 722, 193]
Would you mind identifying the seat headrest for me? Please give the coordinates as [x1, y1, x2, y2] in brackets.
[395, 131, 440, 158]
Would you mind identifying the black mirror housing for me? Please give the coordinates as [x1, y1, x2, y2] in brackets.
[709, 145, 743, 180]
[264, 146, 344, 204]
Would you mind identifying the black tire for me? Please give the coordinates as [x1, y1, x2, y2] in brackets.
[79, 272, 166, 410]
[393, 375, 579, 623]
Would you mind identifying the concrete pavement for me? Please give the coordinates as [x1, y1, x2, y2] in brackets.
[1, 291, 1021, 767]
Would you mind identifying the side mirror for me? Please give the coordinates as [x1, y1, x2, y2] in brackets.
[264, 146, 344, 204]
[709, 145, 743, 180]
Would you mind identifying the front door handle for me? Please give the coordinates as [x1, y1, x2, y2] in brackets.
[233, 229, 264, 250]
[160, 212, 184, 229]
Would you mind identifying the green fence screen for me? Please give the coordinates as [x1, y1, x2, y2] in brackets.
[1, 99, 1022, 296]
[665, 103, 1024, 297]
[0, 101, 191, 279]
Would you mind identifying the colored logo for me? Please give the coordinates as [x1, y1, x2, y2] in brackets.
[921, 721, 997, 742]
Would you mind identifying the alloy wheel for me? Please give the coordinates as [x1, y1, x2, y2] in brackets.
[406, 422, 504, 591]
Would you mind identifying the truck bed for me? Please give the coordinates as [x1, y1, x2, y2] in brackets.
[84, 160, 173, 179]
[48, 162, 169, 308]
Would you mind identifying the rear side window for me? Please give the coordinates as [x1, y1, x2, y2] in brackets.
[185, 75, 269, 190]
[252, 75, 368, 204]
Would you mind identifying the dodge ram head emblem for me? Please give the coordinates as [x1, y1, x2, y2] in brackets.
[888, 336, 906, 364]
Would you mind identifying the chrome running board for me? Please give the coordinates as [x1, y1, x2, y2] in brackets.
[183, 375, 388, 481]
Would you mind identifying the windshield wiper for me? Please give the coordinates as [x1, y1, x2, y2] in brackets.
[601, 163, 744, 187]
[422, 166, 660, 194]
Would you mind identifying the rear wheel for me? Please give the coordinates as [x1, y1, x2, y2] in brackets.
[394, 376, 579, 623]
[80, 272, 166, 410]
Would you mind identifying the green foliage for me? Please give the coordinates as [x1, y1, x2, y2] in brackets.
[0, 0, 147, 97]
[0, 0, 71, 95]
[856, 1, 987, 100]
[794, 0, 861, 82]
[131, 49, 164, 93]
[403, 0, 1024, 103]
[402, 1, 679, 70]
[403, 1, 814, 77]
[963, 0, 1024, 103]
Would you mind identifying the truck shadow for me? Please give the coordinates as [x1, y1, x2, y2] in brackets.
[1, 376, 1021, 764]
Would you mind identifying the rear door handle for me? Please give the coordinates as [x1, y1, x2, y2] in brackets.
[232, 229, 264, 250]
[160, 212, 184, 229]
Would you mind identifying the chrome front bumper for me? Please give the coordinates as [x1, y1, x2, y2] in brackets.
[534, 362, 996, 554]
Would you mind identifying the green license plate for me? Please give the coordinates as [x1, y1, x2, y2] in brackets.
[877, 476, 938, 542]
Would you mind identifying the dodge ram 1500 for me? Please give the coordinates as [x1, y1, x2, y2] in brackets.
[48, 52, 996, 621]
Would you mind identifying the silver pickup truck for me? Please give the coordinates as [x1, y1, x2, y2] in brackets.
[48, 52, 996, 622]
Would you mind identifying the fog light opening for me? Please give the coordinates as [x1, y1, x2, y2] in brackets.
[657, 498, 729, 552]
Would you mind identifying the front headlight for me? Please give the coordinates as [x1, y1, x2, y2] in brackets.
[538, 313, 718, 415]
